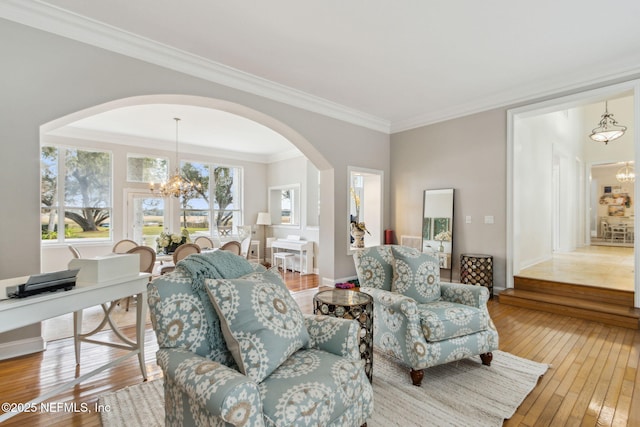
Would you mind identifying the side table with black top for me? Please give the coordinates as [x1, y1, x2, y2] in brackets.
[460, 253, 494, 297]
[313, 289, 374, 382]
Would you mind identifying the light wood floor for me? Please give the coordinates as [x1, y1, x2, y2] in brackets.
[2, 273, 640, 426]
[517, 245, 634, 292]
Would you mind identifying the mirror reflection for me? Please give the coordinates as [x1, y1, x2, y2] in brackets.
[422, 188, 454, 280]
[269, 184, 300, 226]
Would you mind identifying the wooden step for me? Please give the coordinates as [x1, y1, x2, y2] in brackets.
[499, 288, 640, 329]
[513, 275, 634, 306]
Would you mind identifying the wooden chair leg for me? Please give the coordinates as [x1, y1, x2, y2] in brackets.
[480, 352, 493, 366]
[410, 368, 424, 386]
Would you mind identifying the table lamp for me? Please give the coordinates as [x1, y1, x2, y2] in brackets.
[256, 212, 271, 265]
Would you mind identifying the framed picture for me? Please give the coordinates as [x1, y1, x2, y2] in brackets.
[603, 185, 621, 195]
[433, 217, 450, 237]
[608, 205, 625, 216]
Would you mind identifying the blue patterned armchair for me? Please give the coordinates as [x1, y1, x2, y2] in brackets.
[353, 245, 499, 386]
[148, 251, 373, 426]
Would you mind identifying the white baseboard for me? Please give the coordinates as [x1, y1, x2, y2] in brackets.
[0, 336, 46, 360]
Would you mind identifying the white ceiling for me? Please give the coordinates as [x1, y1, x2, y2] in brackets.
[48, 104, 301, 163]
[5, 1, 640, 154]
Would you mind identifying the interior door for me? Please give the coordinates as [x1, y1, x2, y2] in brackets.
[126, 192, 167, 247]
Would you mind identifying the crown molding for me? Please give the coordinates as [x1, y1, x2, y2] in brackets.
[0, 0, 390, 134]
[7, 1, 640, 137]
[391, 60, 640, 134]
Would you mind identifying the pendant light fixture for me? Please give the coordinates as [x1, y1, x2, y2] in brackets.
[589, 101, 627, 144]
[616, 162, 635, 183]
[150, 118, 201, 198]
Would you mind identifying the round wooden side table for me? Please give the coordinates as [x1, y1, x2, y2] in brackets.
[313, 289, 373, 382]
[460, 253, 494, 297]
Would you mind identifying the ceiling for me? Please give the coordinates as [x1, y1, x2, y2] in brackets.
[48, 104, 301, 163]
[5, 1, 640, 155]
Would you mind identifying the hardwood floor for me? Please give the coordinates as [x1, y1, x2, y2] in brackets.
[2, 275, 640, 426]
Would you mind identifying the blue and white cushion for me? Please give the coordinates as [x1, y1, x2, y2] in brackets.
[391, 246, 441, 303]
[205, 269, 310, 383]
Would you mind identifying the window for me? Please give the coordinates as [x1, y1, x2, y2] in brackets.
[179, 161, 243, 238]
[127, 154, 168, 183]
[269, 184, 300, 226]
[41, 146, 112, 241]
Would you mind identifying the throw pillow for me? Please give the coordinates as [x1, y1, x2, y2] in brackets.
[205, 269, 310, 383]
[391, 246, 441, 303]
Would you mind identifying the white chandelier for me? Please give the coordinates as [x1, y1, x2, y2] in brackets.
[150, 118, 201, 198]
[616, 162, 635, 183]
[589, 101, 627, 144]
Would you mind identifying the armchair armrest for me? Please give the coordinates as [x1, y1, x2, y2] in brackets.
[304, 314, 360, 360]
[360, 287, 431, 369]
[157, 348, 264, 427]
[440, 282, 489, 308]
[361, 287, 420, 319]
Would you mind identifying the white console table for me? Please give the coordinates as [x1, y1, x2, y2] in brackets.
[0, 273, 150, 422]
[271, 239, 314, 274]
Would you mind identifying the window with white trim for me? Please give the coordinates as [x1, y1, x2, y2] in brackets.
[179, 161, 243, 238]
[126, 153, 168, 183]
[41, 145, 112, 241]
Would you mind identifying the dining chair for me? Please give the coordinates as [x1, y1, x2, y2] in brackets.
[193, 236, 215, 250]
[236, 225, 252, 240]
[123, 245, 157, 310]
[220, 240, 241, 255]
[610, 224, 627, 243]
[68, 244, 82, 259]
[240, 236, 252, 259]
[112, 239, 139, 254]
[160, 243, 201, 275]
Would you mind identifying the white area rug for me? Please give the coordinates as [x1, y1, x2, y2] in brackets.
[100, 350, 548, 427]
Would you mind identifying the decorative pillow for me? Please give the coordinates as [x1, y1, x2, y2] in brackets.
[391, 246, 441, 303]
[205, 269, 310, 383]
[353, 245, 395, 291]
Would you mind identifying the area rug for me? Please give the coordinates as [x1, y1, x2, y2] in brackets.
[100, 350, 548, 427]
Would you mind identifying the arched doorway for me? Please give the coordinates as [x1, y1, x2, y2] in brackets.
[40, 94, 333, 340]
[40, 94, 332, 270]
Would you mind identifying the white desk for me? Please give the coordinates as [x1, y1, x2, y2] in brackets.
[0, 273, 150, 422]
[271, 239, 314, 274]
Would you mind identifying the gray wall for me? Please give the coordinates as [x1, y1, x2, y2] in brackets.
[0, 18, 390, 281]
[391, 109, 507, 286]
[0, 19, 390, 347]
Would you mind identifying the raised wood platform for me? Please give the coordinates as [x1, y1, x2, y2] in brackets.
[500, 276, 640, 329]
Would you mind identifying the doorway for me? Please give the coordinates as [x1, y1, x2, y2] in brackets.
[508, 80, 639, 306]
[125, 191, 168, 247]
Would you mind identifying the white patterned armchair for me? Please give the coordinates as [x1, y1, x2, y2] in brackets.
[149, 251, 373, 426]
[353, 245, 499, 386]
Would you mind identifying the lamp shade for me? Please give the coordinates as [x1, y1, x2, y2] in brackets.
[256, 212, 271, 225]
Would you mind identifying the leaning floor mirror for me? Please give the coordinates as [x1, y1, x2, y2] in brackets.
[422, 188, 454, 281]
